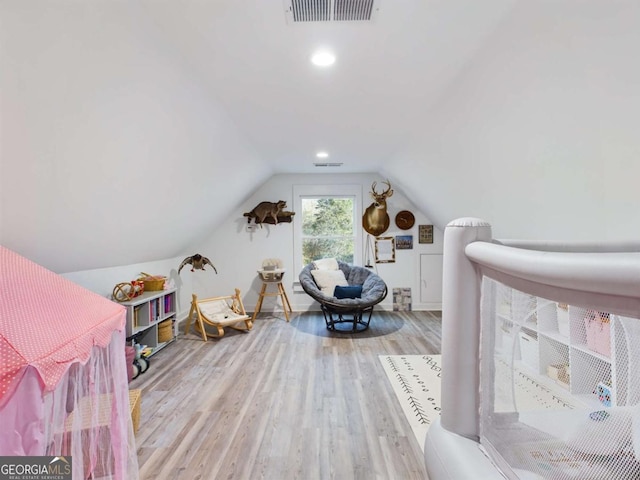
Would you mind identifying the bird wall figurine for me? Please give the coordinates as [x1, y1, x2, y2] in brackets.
[178, 254, 217, 274]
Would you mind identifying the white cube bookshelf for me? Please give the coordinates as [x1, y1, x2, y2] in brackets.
[120, 288, 177, 356]
[492, 282, 634, 409]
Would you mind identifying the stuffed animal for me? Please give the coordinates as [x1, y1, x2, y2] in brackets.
[244, 200, 287, 226]
[178, 254, 217, 274]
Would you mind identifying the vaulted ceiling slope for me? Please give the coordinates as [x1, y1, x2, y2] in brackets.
[1, 1, 639, 274]
[137, 0, 517, 171]
[0, 1, 272, 273]
[385, 1, 640, 242]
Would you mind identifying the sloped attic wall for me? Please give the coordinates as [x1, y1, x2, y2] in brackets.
[62, 173, 444, 317]
[385, 2, 640, 242]
[0, 1, 270, 273]
[185, 173, 444, 314]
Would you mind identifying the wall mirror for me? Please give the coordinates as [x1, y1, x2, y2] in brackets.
[375, 236, 395, 263]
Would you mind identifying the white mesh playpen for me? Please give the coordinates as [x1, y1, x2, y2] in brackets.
[424, 218, 640, 480]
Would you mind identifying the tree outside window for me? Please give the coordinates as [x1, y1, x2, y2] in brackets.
[293, 184, 362, 274]
[301, 197, 355, 265]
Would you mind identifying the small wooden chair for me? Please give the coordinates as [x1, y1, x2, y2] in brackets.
[185, 288, 253, 341]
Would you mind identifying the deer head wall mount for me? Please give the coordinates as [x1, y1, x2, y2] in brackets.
[362, 180, 394, 236]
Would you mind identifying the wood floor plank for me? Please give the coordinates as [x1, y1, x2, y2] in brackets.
[132, 310, 441, 479]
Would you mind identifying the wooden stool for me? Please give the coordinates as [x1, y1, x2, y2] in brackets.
[252, 269, 292, 321]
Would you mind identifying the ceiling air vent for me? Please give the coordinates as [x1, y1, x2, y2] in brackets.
[284, 0, 380, 23]
[313, 162, 344, 167]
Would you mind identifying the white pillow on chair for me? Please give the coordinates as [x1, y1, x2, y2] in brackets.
[312, 258, 339, 271]
[310, 268, 348, 295]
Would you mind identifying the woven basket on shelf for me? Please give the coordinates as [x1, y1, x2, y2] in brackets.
[139, 272, 165, 291]
[158, 319, 173, 343]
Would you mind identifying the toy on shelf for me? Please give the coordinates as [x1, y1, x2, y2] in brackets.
[595, 382, 612, 407]
[131, 343, 150, 379]
[584, 310, 611, 357]
[112, 281, 145, 302]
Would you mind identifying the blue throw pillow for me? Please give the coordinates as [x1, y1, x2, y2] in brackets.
[334, 285, 363, 299]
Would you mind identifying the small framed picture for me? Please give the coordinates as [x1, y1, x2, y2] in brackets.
[375, 236, 395, 263]
[419, 225, 434, 244]
[395, 235, 413, 250]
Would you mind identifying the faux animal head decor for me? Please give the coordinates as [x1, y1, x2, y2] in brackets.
[178, 254, 217, 274]
[363, 180, 394, 236]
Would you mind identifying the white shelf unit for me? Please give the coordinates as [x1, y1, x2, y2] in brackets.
[493, 283, 637, 409]
[121, 288, 177, 356]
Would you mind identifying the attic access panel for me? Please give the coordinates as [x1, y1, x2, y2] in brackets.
[284, 0, 381, 23]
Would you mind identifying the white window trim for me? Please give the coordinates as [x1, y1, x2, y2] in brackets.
[292, 184, 363, 277]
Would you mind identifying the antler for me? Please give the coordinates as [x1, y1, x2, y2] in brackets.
[371, 180, 393, 199]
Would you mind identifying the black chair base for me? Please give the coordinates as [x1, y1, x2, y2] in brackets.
[321, 304, 374, 333]
[299, 260, 388, 333]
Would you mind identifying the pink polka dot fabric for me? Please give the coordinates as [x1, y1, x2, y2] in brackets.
[0, 246, 126, 402]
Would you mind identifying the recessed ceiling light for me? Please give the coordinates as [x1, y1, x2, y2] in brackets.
[311, 50, 336, 67]
[316, 151, 329, 158]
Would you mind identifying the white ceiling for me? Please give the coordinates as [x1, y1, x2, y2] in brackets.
[3, 0, 639, 273]
[139, 0, 518, 173]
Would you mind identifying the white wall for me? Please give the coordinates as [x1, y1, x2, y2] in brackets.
[12, 1, 637, 312]
[0, 1, 271, 273]
[190, 174, 442, 311]
[188, 173, 444, 315]
[63, 173, 444, 319]
[385, 1, 640, 242]
[61, 256, 182, 301]
[5, 0, 637, 282]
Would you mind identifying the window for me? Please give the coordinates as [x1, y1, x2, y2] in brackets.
[293, 185, 362, 275]
[301, 197, 354, 264]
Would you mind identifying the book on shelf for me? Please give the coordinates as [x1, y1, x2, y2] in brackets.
[164, 294, 173, 314]
[133, 306, 141, 328]
[148, 298, 163, 322]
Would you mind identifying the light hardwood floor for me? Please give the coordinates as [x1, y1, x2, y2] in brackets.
[131, 310, 442, 479]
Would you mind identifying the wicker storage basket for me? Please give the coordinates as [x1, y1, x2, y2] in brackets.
[158, 319, 173, 343]
[129, 389, 141, 434]
[139, 272, 165, 291]
[60, 389, 142, 477]
[64, 389, 142, 435]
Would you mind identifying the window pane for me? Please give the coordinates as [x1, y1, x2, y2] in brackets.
[301, 198, 354, 236]
[293, 184, 362, 274]
[302, 238, 354, 266]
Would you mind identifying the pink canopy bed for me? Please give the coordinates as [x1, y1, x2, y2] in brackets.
[0, 246, 139, 479]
